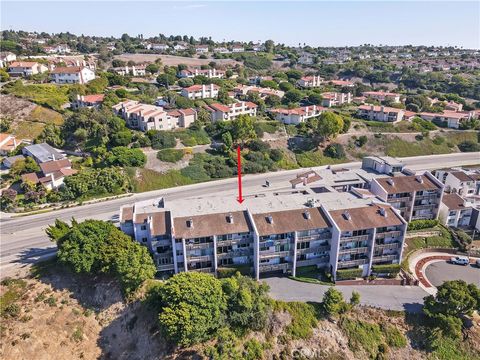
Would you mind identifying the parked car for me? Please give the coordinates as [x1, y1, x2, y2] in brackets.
[475, 259, 480, 268]
[450, 256, 469, 266]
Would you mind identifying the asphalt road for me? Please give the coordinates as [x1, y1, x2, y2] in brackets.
[425, 261, 480, 287]
[264, 277, 428, 312]
[1, 152, 479, 278]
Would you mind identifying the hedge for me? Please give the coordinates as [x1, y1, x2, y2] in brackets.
[407, 219, 439, 231]
[371, 264, 401, 278]
[336, 268, 363, 281]
[217, 265, 252, 278]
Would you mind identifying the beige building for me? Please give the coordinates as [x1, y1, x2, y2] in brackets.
[8, 61, 47, 77]
[206, 101, 257, 122]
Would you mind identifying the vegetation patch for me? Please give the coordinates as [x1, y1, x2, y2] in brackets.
[339, 317, 385, 359]
[0, 278, 28, 318]
[273, 301, 321, 340]
[3, 81, 70, 111]
[127, 167, 194, 192]
[156, 148, 184, 163]
[295, 149, 346, 167]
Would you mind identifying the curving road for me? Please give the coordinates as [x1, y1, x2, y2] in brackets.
[1, 152, 479, 278]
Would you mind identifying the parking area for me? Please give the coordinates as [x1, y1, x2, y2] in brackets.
[424, 260, 480, 287]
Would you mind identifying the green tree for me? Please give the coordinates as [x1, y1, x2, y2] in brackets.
[231, 115, 257, 145]
[106, 146, 146, 167]
[222, 131, 233, 149]
[0, 68, 10, 82]
[322, 287, 345, 316]
[147, 130, 176, 149]
[10, 157, 40, 177]
[350, 291, 361, 307]
[308, 93, 323, 105]
[37, 124, 65, 148]
[156, 73, 177, 87]
[317, 112, 344, 140]
[151, 272, 227, 346]
[145, 63, 160, 74]
[283, 89, 303, 104]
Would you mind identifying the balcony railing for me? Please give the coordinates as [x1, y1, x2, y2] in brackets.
[157, 264, 175, 271]
[388, 196, 411, 202]
[371, 254, 398, 263]
[187, 254, 213, 262]
[192, 267, 213, 273]
[296, 258, 329, 267]
[259, 250, 291, 259]
[297, 234, 331, 242]
[376, 231, 402, 239]
[411, 214, 435, 220]
[297, 245, 330, 255]
[217, 249, 252, 259]
[216, 238, 251, 246]
[337, 258, 368, 269]
[375, 242, 401, 250]
[186, 242, 213, 250]
[413, 204, 437, 210]
[415, 194, 438, 201]
[339, 247, 370, 255]
[259, 263, 291, 273]
[340, 235, 370, 243]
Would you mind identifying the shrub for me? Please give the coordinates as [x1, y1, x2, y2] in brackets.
[408, 219, 439, 231]
[381, 324, 407, 348]
[371, 264, 401, 278]
[157, 149, 184, 163]
[147, 130, 176, 149]
[323, 143, 345, 159]
[322, 287, 346, 315]
[339, 318, 385, 359]
[336, 268, 363, 280]
[216, 268, 238, 278]
[274, 301, 319, 340]
[458, 141, 480, 152]
[350, 291, 361, 306]
[243, 339, 264, 360]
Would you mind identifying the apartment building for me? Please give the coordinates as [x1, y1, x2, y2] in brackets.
[370, 172, 444, 222]
[112, 100, 196, 131]
[119, 188, 407, 281]
[419, 110, 474, 129]
[443, 171, 480, 196]
[320, 92, 352, 107]
[50, 66, 96, 84]
[439, 193, 473, 228]
[363, 91, 401, 103]
[205, 101, 257, 122]
[327, 204, 406, 278]
[8, 61, 48, 77]
[180, 84, 219, 99]
[269, 105, 326, 125]
[357, 105, 405, 123]
[296, 76, 323, 88]
[113, 65, 147, 77]
[178, 68, 225, 79]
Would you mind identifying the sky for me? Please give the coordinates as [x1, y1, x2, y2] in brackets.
[1, 1, 479, 48]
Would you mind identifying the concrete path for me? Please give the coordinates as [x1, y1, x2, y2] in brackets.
[264, 277, 428, 312]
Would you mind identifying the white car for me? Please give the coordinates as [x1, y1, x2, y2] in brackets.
[450, 256, 469, 266]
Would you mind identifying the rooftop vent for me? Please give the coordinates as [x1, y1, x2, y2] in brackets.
[387, 178, 395, 186]
[379, 207, 388, 217]
[304, 210, 311, 220]
[343, 211, 351, 221]
[186, 219, 193, 228]
[267, 215, 274, 224]
[227, 213, 234, 224]
[416, 175, 424, 184]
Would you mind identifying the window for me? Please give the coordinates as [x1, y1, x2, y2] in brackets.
[142, 237, 147, 243]
[141, 225, 147, 231]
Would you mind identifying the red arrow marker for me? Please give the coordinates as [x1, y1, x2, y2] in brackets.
[237, 145, 244, 204]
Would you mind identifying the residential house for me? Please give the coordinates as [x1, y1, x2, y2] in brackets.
[205, 101, 258, 122]
[419, 110, 474, 129]
[195, 45, 209, 54]
[173, 43, 188, 51]
[2, 155, 25, 169]
[113, 65, 147, 77]
[0, 52, 17, 68]
[363, 91, 401, 103]
[50, 66, 96, 84]
[269, 105, 326, 125]
[357, 105, 405, 123]
[328, 79, 355, 88]
[232, 46, 245, 53]
[72, 94, 105, 109]
[370, 173, 444, 222]
[21, 158, 76, 190]
[443, 171, 480, 196]
[44, 44, 71, 54]
[214, 47, 230, 54]
[320, 92, 352, 107]
[297, 76, 323, 88]
[178, 68, 225, 79]
[251, 43, 265, 52]
[112, 100, 196, 131]
[361, 156, 404, 175]
[0, 133, 19, 155]
[8, 61, 47, 77]
[439, 193, 473, 228]
[151, 44, 170, 51]
[22, 143, 65, 164]
[180, 84, 219, 99]
[233, 85, 285, 99]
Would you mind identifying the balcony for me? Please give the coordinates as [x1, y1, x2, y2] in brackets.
[337, 258, 368, 269]
[376, 231, 401, 239]
[193, 267, 213, 273]
[297, 245, 330, 255]
[388, 196, 411, 202]
[217, 238, 251, 247]
[217, 249, 252, 259]
[187, 254, 213, 262]
[297, 234, 331, 242]
[411, 214, 435, 220]
[371, 254, 398, 263]
[296, 258, 329, 267]
[415, 194, 438, 201]
[259, 263, 291, 273]
[157, 264, 175, 271]
[413, 204, 437, 210]
[259, 250, 291, 259]
[339, 247, 370, 255]
[340, 235, 370, 243]
[375, 242, 401, 250]
[260, 237, 292, 246]
[186, 242, 213, 250]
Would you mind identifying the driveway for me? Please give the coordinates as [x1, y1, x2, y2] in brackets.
[263, 277, 428, 312]
[425, 261, 480, 287]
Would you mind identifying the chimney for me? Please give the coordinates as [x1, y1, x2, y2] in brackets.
[227, 213, 234, 224]
[387, 178, 395, 186]
[303, 210, 311, 220]
[416, 175, 424, 183]
[267, 215, 273, 224]
[343, 211, 351, 220]
[51, 153, 55, 161]
[210, 83, 214, 93]
[380, 207, 388, 217]
[186, 218, 194, 228]
[381, 106, 385, 112]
